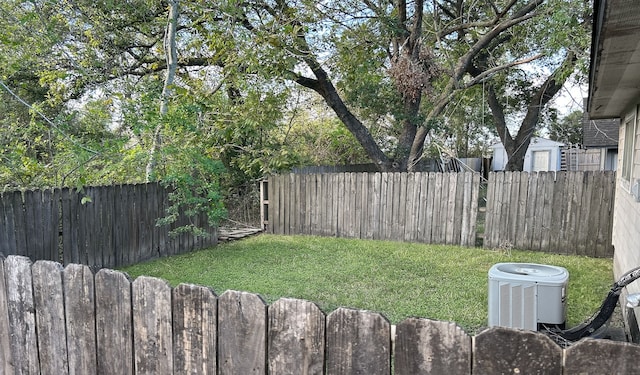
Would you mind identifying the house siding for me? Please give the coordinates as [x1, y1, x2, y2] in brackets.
[613, 104, 640, 342]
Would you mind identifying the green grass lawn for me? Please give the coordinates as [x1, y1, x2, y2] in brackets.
[120, 234, 614, 333]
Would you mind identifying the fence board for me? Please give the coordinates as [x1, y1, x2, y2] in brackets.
[3, 256, 640, 374]
[468, 173, 481, 246]
[540, 173, 554, 251]
[369, 173, 381, 240]
[598, 173, 616, 257]
[218, 290, 267, 375]
[0, 193, 16, 255]
[424, 173, 437, 243]
[415, 173, 427, 242]
[395, 318, 471, 375]
[102, 185, 115, 268]
[268, 298, 325, 375]
[32, 261, 69, 375]
[446, 173, 459, 244]
[23, 191, 41, 261]
[0, 256, 15, 374]
[326, 307, 391, 375]
[95, 269, 133, 375]
[473, 327, 562, 375]
[576, 172, 592, 256]
[564, 338, 640, 374]
[432, 173, 445, 243]
[173, 283, 217, 374]
[64, 264, 97, 375]
[397, 173, 408, 241]
[11, 192, 27, 258]
[5, 256, 40, 374]
[549, 172, 566, 253]
[133, 276, 173, 375]
[84, 187, 98, 267]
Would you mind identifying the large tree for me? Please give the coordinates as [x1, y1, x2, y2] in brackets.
[204, 0, 590, 171]
[0, 0, 591, 183]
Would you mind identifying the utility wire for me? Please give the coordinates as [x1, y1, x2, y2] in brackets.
[0, 80, 99, 155]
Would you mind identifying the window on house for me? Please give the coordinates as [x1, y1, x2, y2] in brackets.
[622, 115, 636, 182]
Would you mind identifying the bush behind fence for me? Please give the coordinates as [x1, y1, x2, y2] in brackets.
[1, 255, 639, 374]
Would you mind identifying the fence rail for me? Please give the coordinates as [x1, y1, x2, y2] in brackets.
[1, 255, 639, 374]
[267, 172, 481, 247]
[0, 183, 217, 269]
[484, 171, 615, 257]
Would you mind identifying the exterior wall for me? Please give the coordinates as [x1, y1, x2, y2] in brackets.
[613, 104, 640, 342]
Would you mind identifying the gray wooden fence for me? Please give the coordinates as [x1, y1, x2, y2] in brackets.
[266, 172, 481, 247]
[484, 171, 615, 257]
[1, 254, 639, 374]
[0, 183, 217, 269]
[265, 171, 615, 257]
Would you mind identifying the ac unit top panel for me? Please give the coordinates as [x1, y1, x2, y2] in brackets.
[489, 263, 568, 286]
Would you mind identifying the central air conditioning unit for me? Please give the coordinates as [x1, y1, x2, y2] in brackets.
[488, 263, 568, 331]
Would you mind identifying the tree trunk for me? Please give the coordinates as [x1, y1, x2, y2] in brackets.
[487, 51, 578, 171]
[146, 0, 179, 182]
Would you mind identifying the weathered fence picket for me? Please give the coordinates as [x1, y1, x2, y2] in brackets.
[32, 261, 68, 375]
[3, 256, 39, 374]
[326, 308, 391, 375]
[394, 318, 471, 375]
[95, 268, 133, 375]
[2, 255, 639, 374]
[268, 298, 325, 375]
[0, 254, 12, 375]
[64, 263, 98, 375]
[218, 290, 267, 375]
[173, 283, 218, 374]
[473, 327, 563, 374]
[564, 338, 640, 373]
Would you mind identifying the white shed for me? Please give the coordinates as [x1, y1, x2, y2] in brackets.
[490, 137, 565, 172]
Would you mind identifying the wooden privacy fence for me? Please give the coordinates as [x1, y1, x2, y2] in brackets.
[266, 172, 481, 247]
[0, 183, 217, 269]
[484, 171, 615, 257]
[265, 171, 615, 257]
[2, 255, 640, 375]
